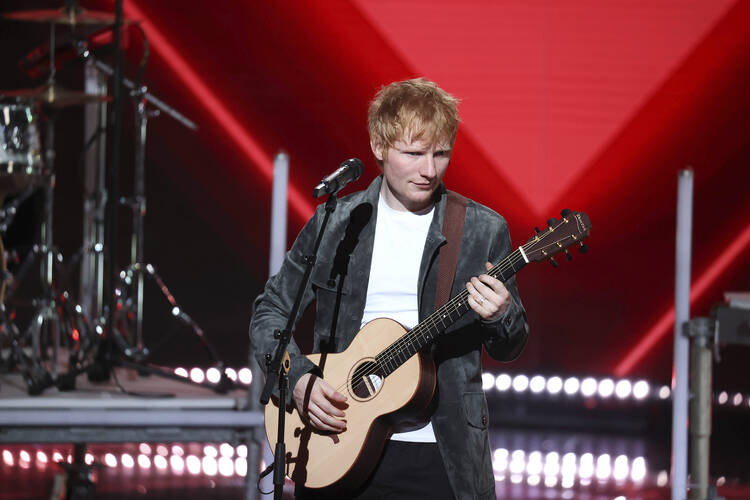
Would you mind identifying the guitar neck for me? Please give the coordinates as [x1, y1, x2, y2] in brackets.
[375, 248, 528, 377]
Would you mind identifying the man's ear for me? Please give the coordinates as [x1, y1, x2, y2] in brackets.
[370, 140, 384, 161]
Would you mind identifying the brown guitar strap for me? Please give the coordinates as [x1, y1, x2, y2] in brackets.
[435, 190, 467, 310]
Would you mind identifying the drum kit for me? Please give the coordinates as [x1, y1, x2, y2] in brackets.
[0, 3, 229, 395]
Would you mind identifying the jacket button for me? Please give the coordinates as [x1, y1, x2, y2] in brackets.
[481, 415, 487, 426]
[504, 316, 512, 326]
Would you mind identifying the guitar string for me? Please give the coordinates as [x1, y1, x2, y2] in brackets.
[336, 230, 569, 395]
[354, 225, 571, 382]
[333, 219, 581, 396]
[340, 233, 576, 396]
[334, 250, 525, 395]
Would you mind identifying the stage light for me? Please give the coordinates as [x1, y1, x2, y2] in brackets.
[718, 391, 728, 404]
[509, 450, 525, 474]
[190, 367, 205, 383]
[545, 476, 558, 487]
[493, 448, 509, 472]
[482, 373, 495, 390]
[186, 455, 201, 475]
[563, 377, 580, 395]
[595, 453, 611, 480]
[544, 453, 560, 477]
[580, 377, 597, 397]
[659, 385, 671, 399]
[733, 393, 742, 406]
[219, 443, 234, 458]
[546, 376, 563, 395]
[154, 455, 168, 470]
[527, 451, 543, 475]
[512, 374, 529, 392]
[561, 475, 575, 489]
[170, 455, 185, 473]
[121, 453, 135, 468]
[615, 379, 632, 399]
[52, 452, 63, 463]
[139, 443, 152, 455]
[613, 455, 629, 481]
[36, 451, 48, 464]
[238, 367, 253, 385]
[633, 380, 649, 399]
[717, 476, 726, 486]
[171, 445, 184, 457]
[529, 375, 545, 393]
[527, 474, 541, 486]
[598, 378, 615, 398]
[204, 445, 218, 458]
[657, 470, 669, 487]
[218, 456, 234, 477]
[614, 497, 626, 500]
[202, 456, 218, 476]
[235, 457, 248, 477]
[495, 373, 512, 391]
[225, 367, 238, 381]
[3, 450, 14, 466]
[236, 444, 247, 458]
[171, 306, 180, 316]
[631, 457, 647, 482]
[85, 453, 94, 465]
[104, 453, 117, 467]
[138, 454, 151, 469]
[174, 367, 188, 378]
[578, 453, 594, 479]
[156, 445, 169, 456]
[207, 367, 221, 384]
[19, 450, 30, 463]
[510, 474, 523, 484]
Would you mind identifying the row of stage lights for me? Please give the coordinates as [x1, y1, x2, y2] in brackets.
[492, 449, 648, 488]
[3, 443, 736, 492]
[173, 365, 750, 408]
[1, 443, 653, 487]
[481, 373, 750, 408]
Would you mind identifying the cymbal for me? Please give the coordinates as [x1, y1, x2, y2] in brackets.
[1, 85, 111, 108]
[3, 8, 136, 26]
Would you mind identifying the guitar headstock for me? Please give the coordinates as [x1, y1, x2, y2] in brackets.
[523, 209, 591, 266]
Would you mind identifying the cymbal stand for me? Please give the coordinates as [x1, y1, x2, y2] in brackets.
[83, 56, 232, 387]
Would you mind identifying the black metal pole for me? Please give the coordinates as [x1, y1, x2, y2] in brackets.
[90, 0, 124, 382]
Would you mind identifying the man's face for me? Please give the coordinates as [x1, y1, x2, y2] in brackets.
[372, 136, 452, 213]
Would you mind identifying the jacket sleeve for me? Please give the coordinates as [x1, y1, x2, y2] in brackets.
[480, 216, 529, 361]
[249, 207, 324, 405]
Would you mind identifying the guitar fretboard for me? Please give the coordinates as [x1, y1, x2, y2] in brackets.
[375, 249, 527, 377]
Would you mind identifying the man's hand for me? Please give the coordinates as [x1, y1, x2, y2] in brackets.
[293, 373, 348, 432]
[466, 261, 511, 322]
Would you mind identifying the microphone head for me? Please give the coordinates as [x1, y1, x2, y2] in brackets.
[340, 158, 364, 180]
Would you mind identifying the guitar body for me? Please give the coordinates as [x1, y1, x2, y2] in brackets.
[264, 317, 437, 491]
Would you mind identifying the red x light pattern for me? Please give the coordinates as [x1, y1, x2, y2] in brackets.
[92, 1, 750, 383]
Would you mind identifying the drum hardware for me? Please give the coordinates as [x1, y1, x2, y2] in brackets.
[1, 1, 234, 397]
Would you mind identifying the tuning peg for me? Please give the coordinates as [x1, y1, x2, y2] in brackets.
[579, 243, 588, 254]
[550, 257, 559, 268]
[560, 208, 572, 217]
[547, 217, 557, 227]
[564, 249, 573, 261]
[534, 226, 541, 234]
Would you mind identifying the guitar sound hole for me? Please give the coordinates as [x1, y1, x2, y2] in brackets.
[350, 361, 383, 400]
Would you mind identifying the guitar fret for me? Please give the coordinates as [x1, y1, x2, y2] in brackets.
[374, 249, 529, 378]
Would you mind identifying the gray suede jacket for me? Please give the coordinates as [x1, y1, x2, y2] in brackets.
[250, 175, 528, 499]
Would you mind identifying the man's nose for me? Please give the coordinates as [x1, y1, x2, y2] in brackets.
[420, 155, 437, 178]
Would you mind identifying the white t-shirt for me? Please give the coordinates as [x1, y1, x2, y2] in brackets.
[360, 195, 437, 443]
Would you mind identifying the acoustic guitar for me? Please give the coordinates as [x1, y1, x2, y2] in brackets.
[265, 209, 592, 491]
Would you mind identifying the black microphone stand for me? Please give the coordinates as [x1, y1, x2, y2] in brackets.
[260, 192, 338, 500]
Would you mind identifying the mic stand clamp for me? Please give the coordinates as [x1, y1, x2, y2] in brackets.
[259, 193, 338, 500]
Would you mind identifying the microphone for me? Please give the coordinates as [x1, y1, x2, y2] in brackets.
[313, 158, 364, 198]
